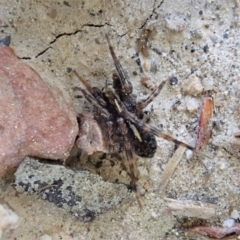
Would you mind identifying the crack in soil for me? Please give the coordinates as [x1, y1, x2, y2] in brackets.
[18, 1, 165, 60]
[19, 23, 111, 60]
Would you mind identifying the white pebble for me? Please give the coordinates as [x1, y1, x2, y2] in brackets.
[0, 204, 19, 239]
[185, 96, 200, 112]
[222, 218, 235, 227]
[202, 78, 214, 91]
[231, 209, 240, 220]
[138, 166, 148, 177]
[150, 164, 161, 173]
[137, 185, 146, 196]
[219, 161, 228, 170]
[39, 234, 52, 240]
[151, 211, 158, 219]
[185, 149, 194, 159]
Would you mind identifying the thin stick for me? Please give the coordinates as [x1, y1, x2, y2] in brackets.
[158, 145, 186, 196]
[36, 184, 58, 195]
[165, 198, 216, 219]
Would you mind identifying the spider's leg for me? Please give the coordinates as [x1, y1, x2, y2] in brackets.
[74, 86, 110, 119]
[106, 121, 115, 153]
[122, 107, 195, 150]
[117, 118, 142, 207]
[136, 80, 166, 111]
[73, 70, 107, 107]
[143, 124, 195, 150]
[73, 70, 95, 94]
[105, 34, 133, 94]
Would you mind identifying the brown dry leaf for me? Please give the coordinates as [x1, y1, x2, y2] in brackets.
[195, 96, 213, 151]
[191, 223, 240, 238]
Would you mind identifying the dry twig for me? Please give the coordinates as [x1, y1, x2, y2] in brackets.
[165, 198, 216, 219]
[157, 145, 186, 196]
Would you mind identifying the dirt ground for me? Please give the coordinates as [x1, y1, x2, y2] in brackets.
[0, 0, 240, 239]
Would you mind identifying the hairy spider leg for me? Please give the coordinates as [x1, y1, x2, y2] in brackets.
[136, 80, 167, 111]
[121, 105, 195, 150]
[74, 71, 127, 154]
[117, 118, 142, 207]
[73, 86, 111, 119]
[73, 70, 107, 107]
[105, 34, 133, 94]
[106, 121, 115, 153]
[73, 70, 93, 94]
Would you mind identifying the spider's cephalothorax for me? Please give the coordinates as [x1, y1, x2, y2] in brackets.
[74, 34, 194, 204]
[102, 72, 158, 158]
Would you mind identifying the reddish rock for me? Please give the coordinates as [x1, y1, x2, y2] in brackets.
[0, 45, 78, 176]
[76, 113, 107, 155]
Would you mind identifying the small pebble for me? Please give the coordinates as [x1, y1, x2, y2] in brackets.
[202, 78, 214, 91]
[182, 76, 203, 96]
[120, 170, 127, 178]
[150, 60, 160, 73]
[164, 13, 186, 32]
[0, 204, 19, 239]
[203, 44, 209, 53]
[230, 209, 240, 220]
[137, 185, 146, 196]
[39, 234, 52, 240]
[222, 218, 235, 228]
[185, 149, 194, 159]
[185, 96, 200, 112]
[141, 74, 157, 90]
[210, 34, 219, 43]
[144, 60, 151, 72]
[150, 164, 161, 174]
[170, 76, 178, 85]
[219, 161, 228, 170]
[190, 29, 203, 39]
[151, 211, 158, 219]
[138, 166, 148, 177]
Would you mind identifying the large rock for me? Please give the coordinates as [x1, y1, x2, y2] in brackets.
[14, 157, 130, 221]
[0, 44, 78, 176]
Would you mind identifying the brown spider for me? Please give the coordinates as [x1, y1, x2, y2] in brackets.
[73, 34, 194, 206]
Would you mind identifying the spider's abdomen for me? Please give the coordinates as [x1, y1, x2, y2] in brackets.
[131, 128, 157, 158]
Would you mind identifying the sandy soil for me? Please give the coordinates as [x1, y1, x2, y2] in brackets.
[0, 0, 239, 239]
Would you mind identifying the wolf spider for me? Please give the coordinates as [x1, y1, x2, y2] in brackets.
[73, 34, 194, 206]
